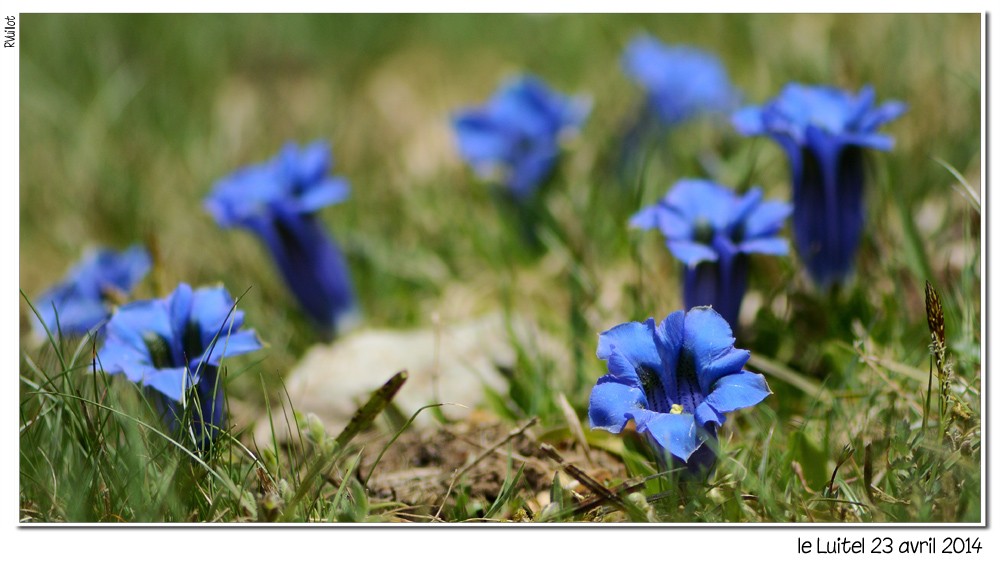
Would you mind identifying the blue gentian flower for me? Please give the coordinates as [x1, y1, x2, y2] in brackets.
[452, 74, 590, 199]
[589, 307, 770, 472]
[621, 35, 740, 126]
[631, 179, 791, 328]
[97, 283, 261, 444]
[205, 141, 358, 336]
[732, 83, 906, 287]
[32, 245, 152, 339]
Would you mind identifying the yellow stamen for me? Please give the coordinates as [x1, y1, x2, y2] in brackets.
[670, 404, 684, 414]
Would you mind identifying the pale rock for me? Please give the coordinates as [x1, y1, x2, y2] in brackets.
[253, 312, 549, 445]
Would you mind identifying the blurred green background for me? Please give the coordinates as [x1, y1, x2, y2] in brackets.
[19, 13, 980, 392]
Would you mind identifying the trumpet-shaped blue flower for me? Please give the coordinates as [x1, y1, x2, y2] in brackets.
[452, 74, 590, 199]
[205, 141, 358, 336]
[622, 35, 740, 126]
[732, 84, 906, 287]
[97, 283, 261, 443]
[631, 179, 790, 328]
[589, 307, 770, 472]
[32, 245, 151, 339]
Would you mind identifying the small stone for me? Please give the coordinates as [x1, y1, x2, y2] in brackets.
[252, 312, 554, 445]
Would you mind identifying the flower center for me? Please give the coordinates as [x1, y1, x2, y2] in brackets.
[729, 222, 746, 244]
[143, 332, 174, 369]
[636, 364, 671, 413]
[675, 349, 705, 415]
[693, 218, 714, 245]
[670, 404, 684, 414]
[513, 134, 536, 156]
[141, 322, 204, 371]
[183, 321, 204, 368]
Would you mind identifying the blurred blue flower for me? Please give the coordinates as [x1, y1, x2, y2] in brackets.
[622, 35, 740, 126]
[732, 83, 906, 287]
[205, 141, 358, 336]
[32, 245, 151, 340]
[97, 283, 261, 444]
[631, 179, 790, 328]
[452, 74, 590, 199]
[589, 307, 770, 472]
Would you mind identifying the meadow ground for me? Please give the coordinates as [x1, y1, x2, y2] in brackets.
[18, 13, 981, 523]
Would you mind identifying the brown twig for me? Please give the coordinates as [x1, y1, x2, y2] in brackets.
[539, 443, 623, 508]
[538, 442, 656, 521]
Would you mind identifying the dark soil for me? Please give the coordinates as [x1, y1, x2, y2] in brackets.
[357, 412, 627, 520]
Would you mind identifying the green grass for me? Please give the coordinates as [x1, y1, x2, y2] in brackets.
[19, 13, 981, 523]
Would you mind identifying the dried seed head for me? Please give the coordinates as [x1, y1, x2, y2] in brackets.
[925, 280, 946, 348]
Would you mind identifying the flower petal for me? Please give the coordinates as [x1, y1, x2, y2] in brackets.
[738, 236, 789, 256]
[291, 177, 351, 213]
[633, 410, 702, 462]
[142, 367, 188, 403]
[622, 36, 739, 125]
[729, 185, 762, 220]
[857, 100, 907, 131]
[206, 141, 349, 228]
[695, 400, 726, 428]
[731, 105, 764, 135]
[653, 311, 684, 384]
[452, 111, 516, 164]
[629, 204, 661, 230]
[507, 146, 557, 199]
[664, 178, 737, 230]
[703, 370, 772, 413]
[490, 75, 582, 138]
[200, 329, 262, 367]
[667, 240, 718, 266]
[654, 206, 693, 240]
[605, 349, 641, 385]
[452, 75, 585, 198]
[32, 246, 152, 339]
[589, 379, 647, 434]
[97, 333, 152, 375]
[105, 298, 172, 349]
[35, 292, 108, 337]
[681, 307, 749, 392]
[742, 200, 793, 240]
[288, 140, 332, 186]
[100, 245, 153, 293]
[838, 132, 896, 152]
[596, 319, 660, 367]
[188, 285, 242, 345]
[167, 282, 194, 337]
[206, 165, 284, 226]
[99, 291, 178, 376]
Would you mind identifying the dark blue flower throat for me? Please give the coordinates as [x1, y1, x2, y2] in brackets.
[674, 348, 704, 415]
[637, 364, 671, 413]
